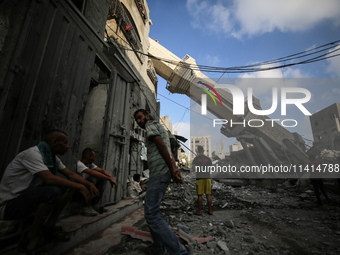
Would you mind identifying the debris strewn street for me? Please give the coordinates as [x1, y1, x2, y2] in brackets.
[107, 173, 340, 255]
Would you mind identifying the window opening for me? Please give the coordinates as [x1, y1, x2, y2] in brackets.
[134, 0, 147, 22]
[107, 0, 143, 58]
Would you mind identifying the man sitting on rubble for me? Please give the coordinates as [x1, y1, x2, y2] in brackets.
[134, 109, 190, 255]
[76, 147, 117, 216]
[0, 129, 99, 254]
[192, 145, 213, 215]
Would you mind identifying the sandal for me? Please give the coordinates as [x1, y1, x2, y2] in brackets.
[43, 226, 70, 242]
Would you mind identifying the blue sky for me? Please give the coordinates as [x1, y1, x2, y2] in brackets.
[147, 0, 340, 153]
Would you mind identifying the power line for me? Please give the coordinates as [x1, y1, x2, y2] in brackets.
[105, 24, 340, 152]
[173, 108, 188, 131]
[157, 93, 214, 122]
[106, 24, 340, 74]
[157, 93, 189, 110]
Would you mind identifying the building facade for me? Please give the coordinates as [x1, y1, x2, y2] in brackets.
[190, 135, 212, 160]
[229, 142, 243, 152]
[310, 103, 340, 150]
[0, 0, 158, 208]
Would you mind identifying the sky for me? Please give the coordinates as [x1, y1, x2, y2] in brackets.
[147, 0, 340, 155]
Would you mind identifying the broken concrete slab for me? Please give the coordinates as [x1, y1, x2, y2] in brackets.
[121, 226, 153, 243]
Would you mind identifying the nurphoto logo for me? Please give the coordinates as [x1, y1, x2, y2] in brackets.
[196, 80, 312, 128]
[200, 83, 311, 116]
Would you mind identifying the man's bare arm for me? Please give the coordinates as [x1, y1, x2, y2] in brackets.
[83, 168, 117, 188]
[150, 135, 182, 184]
[59, 168, 99, 197]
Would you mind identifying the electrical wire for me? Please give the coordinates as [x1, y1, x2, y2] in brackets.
[173, 108, 188, 131]
[105, 23, 340, 154]
[106, 24, 340, 74]
[157, 93, 215, 122]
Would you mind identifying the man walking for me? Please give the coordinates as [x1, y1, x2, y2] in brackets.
[134, 109, 190, 255]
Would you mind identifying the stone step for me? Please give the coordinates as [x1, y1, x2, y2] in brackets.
[63, 206, 146, 255]
[1, 199, 143, 255]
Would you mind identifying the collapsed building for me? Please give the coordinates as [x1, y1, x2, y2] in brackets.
[310, 103, 340, 151]
[147, 38, 311, 167]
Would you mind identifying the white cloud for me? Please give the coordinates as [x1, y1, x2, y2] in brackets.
[331, 87, 340, 95]
[239, 66, 283, 79]
[233, 0, 340, 37]
[283, 67, 308, 78]
[321, 86, 340, 103]
[205, 54, 221, 66]
[326, 44, 340, 76]
[173, 121, 190, 139]
[186, 0, 340, 38]
[187, 0, 233, 34]
[238, 64, 307, 80]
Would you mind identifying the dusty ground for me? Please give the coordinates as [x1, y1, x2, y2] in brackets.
[106, 175, 340, 255]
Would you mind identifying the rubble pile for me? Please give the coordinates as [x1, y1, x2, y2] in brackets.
[319, 149, 340, 163]
[107, 175, 340, 255]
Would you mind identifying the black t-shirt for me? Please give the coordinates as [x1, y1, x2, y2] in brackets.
[192, 154, 212, 179]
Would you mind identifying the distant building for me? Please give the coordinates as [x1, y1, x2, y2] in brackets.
[229, 142, 243, 152]
[214, 139, 227, 159]
[160, 116, 173, 133]
[190, 135, 212, 160]
[310, 103, 340, 150]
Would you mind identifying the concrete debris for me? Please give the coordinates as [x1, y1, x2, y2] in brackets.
[121, 226, 153, 243]
[220, 201, 228, 208]
[206, 241, 217, 249]
[176, 223, 191, 232]
[319, 149, 340, 162]
[216, 240, 230, 254]
[107, 171, 340, 255]
[176, 228, 198, 245]
[121, 225, 215, 247]
[222, 219, 234, 229]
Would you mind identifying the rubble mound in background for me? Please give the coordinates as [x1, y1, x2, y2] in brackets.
[319, 149, 340, 162]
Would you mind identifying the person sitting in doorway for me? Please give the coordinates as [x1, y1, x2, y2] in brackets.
[129, 173, 144, 198]
[76, 148, 117, 216]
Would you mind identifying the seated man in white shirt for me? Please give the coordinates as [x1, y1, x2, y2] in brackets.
[0, 130, 99, 253]
[77, 148, 117, 216]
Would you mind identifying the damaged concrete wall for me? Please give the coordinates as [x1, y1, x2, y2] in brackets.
[0, 0, 157, 208]
[310, 102, 340, 150]
[0, 0, 31, 96]
[0, 0, 108, 175]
